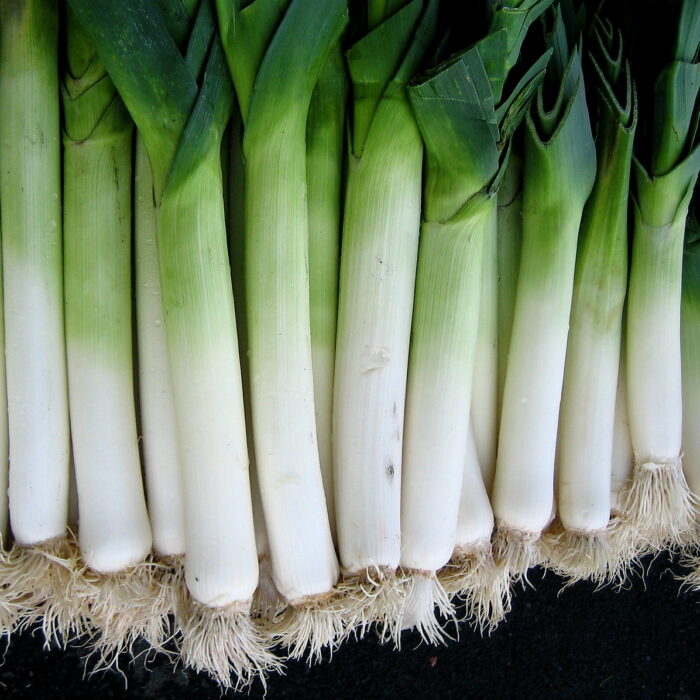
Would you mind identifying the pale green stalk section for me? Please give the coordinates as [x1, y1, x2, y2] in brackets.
[492, 40, 596, 538]
[215, 0, 289, 124]
[495, 148, 522, 429]
[227, 111, 269, 561]
[0, 0, 69, 544]
[135, 137, 185, 557]
[334, 0, 438, 575]
[611, 340, 633, 514]
[556, 25, 636, 535]
[241, 0, 347, 602]
[307, 47, 347, 543]
[63, 27, 153, 571]
[471, 209, 498, 490]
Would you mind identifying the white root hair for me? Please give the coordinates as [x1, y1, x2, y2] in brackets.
[677, 547, 700, 590]
[3, 533, 90, 646]
[439, 542, 511, 633]
[266, 591, 345, 664]
[82, 554, 183, 671]
[491, 523, 543, 584]
[335, 566, 409, 647]
[176, 597, 282, 691]
[619, 458, 697, 550]
[540, 519, 645, 589]
[399, 570, 456, 646]
[251, 555, 285, 622]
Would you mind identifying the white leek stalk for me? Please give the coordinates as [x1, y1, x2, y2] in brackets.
[307, 47, 347, 542]
[62, 13, 170, 662]
[226, 109, 280, 618]
[135, 137, 186, 559]
[0, 233, 10, 632]
[333, 0, 438, 640]
[471, 212, 498, 490]
[496, 148, 523, 435]
[611, 341, 634, 516]
[0, 237, 7, 546]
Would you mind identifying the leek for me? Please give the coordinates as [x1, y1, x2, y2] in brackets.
[332, 0, 438, 641]
[470, 212, 498, 491]
[62, 10, 164, 661]
[225, 109, 280, 618]
[0, 0, 75, 641]
[544, 17, 637, 584]
[0, 228, 9, 632]
[680, 216, 700, 587]
[611, 342, 634, 517]
[69, 0, 275, 686]
[307, 47, 347, 543]
[495, 147, 523, 435]
[217, 0, 347, 659]
[402, 0, 552, 636]
[491, 10, 596, 579]
[135, 135, 186, 561]
[622, 0, 700, 549]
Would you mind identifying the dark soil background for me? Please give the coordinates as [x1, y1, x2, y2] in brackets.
[1, 552, 699, 699]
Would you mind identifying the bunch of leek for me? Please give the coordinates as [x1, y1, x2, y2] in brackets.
[68, 0, 276, 687]
[401, 0, 553, 637]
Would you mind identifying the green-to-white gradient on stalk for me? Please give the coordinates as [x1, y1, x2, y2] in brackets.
[492, 12, 596, 556]
[62, 14, 152, 572]
[0, 0, 70, 546]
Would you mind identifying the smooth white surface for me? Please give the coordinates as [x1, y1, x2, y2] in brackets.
[67, 350, 152, 572]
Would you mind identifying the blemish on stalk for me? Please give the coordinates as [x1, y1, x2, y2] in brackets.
[363, 347, 390, 373]
[386, 463, 395, 480]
